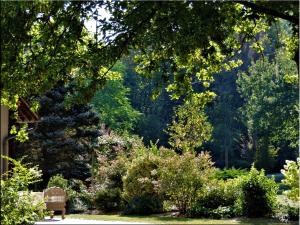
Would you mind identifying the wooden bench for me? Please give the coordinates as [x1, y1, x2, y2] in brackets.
[44, 187, 66, 219]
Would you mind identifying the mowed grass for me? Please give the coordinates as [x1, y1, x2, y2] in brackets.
[68, 214, 295, 224]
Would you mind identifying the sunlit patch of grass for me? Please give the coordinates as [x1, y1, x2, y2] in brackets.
[68, 214, 295, 224]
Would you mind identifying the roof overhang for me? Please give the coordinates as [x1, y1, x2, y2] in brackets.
[17, 98, 39, 123]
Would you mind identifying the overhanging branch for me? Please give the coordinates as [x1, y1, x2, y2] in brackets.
[237, 1, 298, 24]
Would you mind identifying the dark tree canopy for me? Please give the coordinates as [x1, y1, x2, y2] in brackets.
[1, 1, 298, 108]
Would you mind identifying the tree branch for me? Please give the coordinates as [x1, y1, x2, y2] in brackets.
[237, 1, 298, 24]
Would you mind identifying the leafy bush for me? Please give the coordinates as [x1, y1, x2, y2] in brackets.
[286, 205, 299, 221]
[67, 179, 93, 213]
[159, 151, 215, 214]
[94, 188, 122, 212]
[214, 168, 248, 180]
[199, 179, 240, 209]
[1, 156, 45, 225]
[189, 205, 236, 219]
[239, 166, 278, 217]
[124, 194, 163, 215]
[96, 154, 128, 190]
[47, 174, 68, 189]
[93, 145, 130, 212]
[281, 158, 299, 202]
[209, 206, 236, 219]
[122, 150, 163, 214]
[276, 204, 299, 222]
[189, 178, 240, 218]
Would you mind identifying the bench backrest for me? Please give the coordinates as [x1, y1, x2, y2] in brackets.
[44, 187, 66, 203]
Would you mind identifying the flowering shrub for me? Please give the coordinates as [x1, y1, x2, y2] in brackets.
[281, 158, 299, 202]
[1, 156, 45, 225]
[159, 151, 215, 214]
[122, 151, 163, 214]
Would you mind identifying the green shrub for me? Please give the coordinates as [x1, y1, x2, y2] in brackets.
[122, 151, 163, 214]
[286, 205, 299, 221]
[47, 174, 68, 189]
[67, 179, 93, 213]
[214, 168, 248, 180]
[281, 158, 299, 202]
[199, 179, 240, 210]
[159, 151, 215, 214]
[276, 204, 299, 222]
[92, 156, 127, 212]
[1, 156, 45, 225]
[210, 206, 236, 219]
[189, 205, 236, 219]
[124, 194, 163, 215]
[96, 154, 128, 190]
[189, 178, 240, 218]
[239, 166, 278, 217]
[94, 188, 122, 212]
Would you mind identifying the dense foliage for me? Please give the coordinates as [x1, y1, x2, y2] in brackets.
[15, 85, 101, 180]
[168, 95, 214, 152]
[0, 156, 45, 225]
[213, 168, 248, 181]
[239, 166, 278, 217]
[122, 148, 163, 215]
[3, 1, 299, 222]
[159, 151, 215, 214]
[92, 62, 141, 133]
[190, 179, 240, 218]
[281, 158, 300, 202]
[237, 51, 298, 172]
[2, 1, 298, 110]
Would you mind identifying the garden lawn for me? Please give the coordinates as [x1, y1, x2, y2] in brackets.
[68, 214, 295, 224]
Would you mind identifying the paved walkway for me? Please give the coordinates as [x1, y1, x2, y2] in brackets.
[35, 218, 147, 224]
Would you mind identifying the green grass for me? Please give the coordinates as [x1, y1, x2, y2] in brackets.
[68, 214, 296, 224]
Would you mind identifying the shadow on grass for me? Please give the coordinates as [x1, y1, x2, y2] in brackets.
[69, 214, 297, 224]
[119, 215, 295, 224]
[235, 217, 298, 225]
[120, 214, 192, 222]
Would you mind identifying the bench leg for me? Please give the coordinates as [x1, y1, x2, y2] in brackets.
[50, 211, 54, 219]
[62, 208, 65, 220]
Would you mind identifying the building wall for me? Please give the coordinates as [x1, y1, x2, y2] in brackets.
[1, 105, 9, 175]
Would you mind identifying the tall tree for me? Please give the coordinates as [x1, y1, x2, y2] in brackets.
[99, 1, 298, 104]
[122, 55, 178, 146]
[15, 84, 101, 180]
[92, 62, 141, 133]
[168, 93, 214, 153]
[237, 51, 298, 172]
[1, 1, 116, 108]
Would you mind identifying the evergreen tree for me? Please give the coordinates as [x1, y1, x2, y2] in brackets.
[15, 84, 101, 180]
